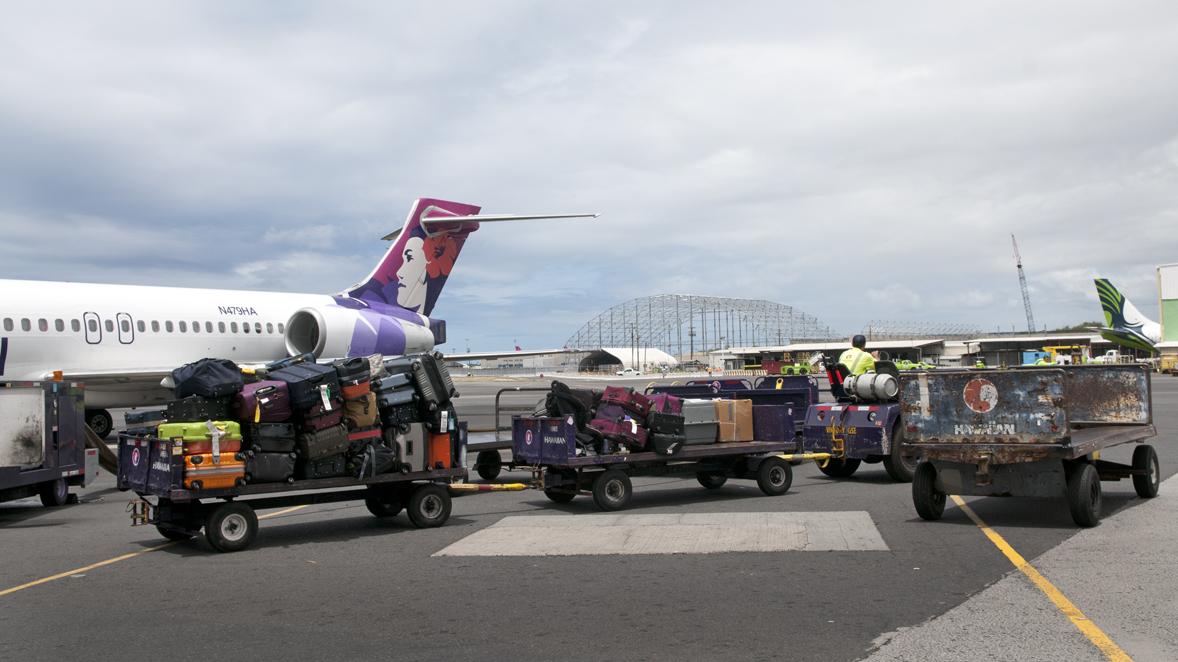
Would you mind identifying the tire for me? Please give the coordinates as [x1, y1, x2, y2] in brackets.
[912, 461, 945, 521]
[883, 422, 918, 483]
[817, 457, 861, 478]
[156, 525, 196, 542]
[697, 472, 728, 489]
[364, 486, 405, 518]
[592, 470, 633, 511]
[407, 484, 452, 528]
[544, 488, 576, 503]
[1066, 462, 1102, 527]
[476, 450, 502, 481]
[1132, 444, 1160, 499]
[38, 478, 69, 507]
[205, 502, 258, 553]
[86, 409, 113, 439]
[755, 458, 792, 496]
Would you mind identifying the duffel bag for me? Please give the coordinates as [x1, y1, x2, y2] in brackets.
[344, 392, 379, 430]
[172, 358, 244, 399]
[350, 442, 400, 479]
[296, 424, 349, 461]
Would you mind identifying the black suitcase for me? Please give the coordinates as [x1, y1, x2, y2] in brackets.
[348, 442, 400, 479]
[650, 433, 685, 457]
[382, 356, 415, 376]
[171, 358, 244, 399]
[381, 402, 420, 428]
[373, 372, 412, 392]
[125, 409, 167, 426]
[269, 362, 341, 410]
[296, 424, 349, 461]
[245, 423, 297, 453]
[166, 395, 233, 422]
[298, 454, 349, 480]
[646, 411, 686, 436]
[410, 352, 457, 411]
[333, 357, 371, 383]
[245, 451, 297, 484]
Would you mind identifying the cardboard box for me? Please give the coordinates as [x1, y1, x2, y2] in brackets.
[713, 399, 754, 442]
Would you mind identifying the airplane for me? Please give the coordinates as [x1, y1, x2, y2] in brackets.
[1092, 278, 1160, 353]
[0, 198, 597, 437]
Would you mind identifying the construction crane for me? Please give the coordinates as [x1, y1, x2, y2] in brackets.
[1011, 234, 1036, 332]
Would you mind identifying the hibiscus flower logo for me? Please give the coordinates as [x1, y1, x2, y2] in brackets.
[423, 234, 458, 279]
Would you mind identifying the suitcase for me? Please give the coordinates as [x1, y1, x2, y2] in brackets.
[124, 409, 167, 426]
[428, 432, 453, 470]
[234, 380, 293, 423]
[244, 451, 297, 484]
[264, 353, 315, 372]
[650, 433, 685, 456]
[268, 362, 341, 410]
[346, 426, 383, 451]
[341, 379, 371, 400]
[377, 386, 416, 409]
[333, 357, 371, 384]
[298, 454, 349, 480]
[683, 399, 719, 424]
[384, 425, 425, 472]
[166, 395, 233, 422]
[410, 352, 457, 411]
[157, 421, 243, 457]
[171, 358, 244, 399]
[382, 356, 415, 376]
[373, 372, 412, 392]
[752, 405, 795, 442]
[296, 424, 349, 461]
[244, 423, 297, 453]
[648, 393, 683, 414]
[600, 386, 651, 418]
[299, 395, 345, 432]
[344, 392, 379, 430]
[380, 402, 419, 428]
[685, 422, 719, 445]
[588, 404, 648, 450]
[349, 442, 399, 479]
[646, 411, 685, 436]
[183, 452, 246, 490]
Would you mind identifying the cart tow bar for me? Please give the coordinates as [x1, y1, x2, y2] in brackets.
[127, 498, 152, 527]
[449, 483, 529, 494]
[776, 452, 832, 463]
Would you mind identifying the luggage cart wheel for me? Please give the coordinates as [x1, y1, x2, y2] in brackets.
[365, 485, 405, 518]
[156, 525, 197, 542]
[1131, 444, 1160, 499]
[407, 484, 452, 528]
[1066, 463, 1102, 527]
[476, 450, 503, 481]
[38, 478, 69, 508]
[205, 502, 259, 552]
[912, 461, 945, 521]
[756, 458, 792, 496]
[592, 470, 633, 511]
[697, 472, 728, 489]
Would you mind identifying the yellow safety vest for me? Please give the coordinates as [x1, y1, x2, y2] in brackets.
[839, 347, 875, 376]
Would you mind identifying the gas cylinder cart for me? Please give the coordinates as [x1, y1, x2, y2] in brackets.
[901, 365, 1159, 527]
[119, 426, 468, 552]
[512, 416, 811, 511]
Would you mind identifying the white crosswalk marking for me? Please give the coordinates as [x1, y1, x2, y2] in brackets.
[434, 512, 889, 556]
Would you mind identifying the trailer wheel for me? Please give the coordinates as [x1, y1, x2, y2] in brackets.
[364, 485, 405, 518]
[1132, 444, 1160, 499]
[883, 422, 918, 483]
[156, 525, 197, 542]
[912, 461, 945, 521]
[592, 470, 633, 511]
[544, 488, 577, 503]
[205, 502, 258, 553]
[818, 458, 861, 478]
[697, 472, 728, 489]
[755, 458, 792, 496]
[476, 450, 503, 481]
[1067, 463, 1102, 527]
[38, 478, 69, 507]
[407, 484, 452, 528]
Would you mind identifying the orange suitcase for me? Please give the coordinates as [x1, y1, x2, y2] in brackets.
[183, 452, 247, 490]
[428, 433, 452, 470]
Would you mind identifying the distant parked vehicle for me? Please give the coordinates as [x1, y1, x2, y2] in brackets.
[616, 368, 642, 376]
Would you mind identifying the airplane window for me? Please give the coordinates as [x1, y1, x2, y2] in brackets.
[22, 318, 31, 331]
[192, 321, 200, 334]
[179, 321, 187, 333]
[121, 320, 131, 333]
[3, 318, 11, 332]
[254, 322, 262, 334]
[137, 321, 145, 333]
[105, 320, 114, 333]
[266, 323, 274, 334]
[277, 323, 285, 334]
[218, 322, 226, 333]
[38, 318, 48, 332]
[86, 319, 97, 333]
[55, 319, 64, 332]
[165, 321, 174, 333]
[152, 321, 160, 333]
[243, 323, 251, 334]
[72, 319, 80, 332]
[205, 322, 213, 333]
[231, 322, 238, 333]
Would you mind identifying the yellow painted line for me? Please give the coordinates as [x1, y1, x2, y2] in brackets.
[950, 495, 1132, 662]
[0, 504, 308, 599]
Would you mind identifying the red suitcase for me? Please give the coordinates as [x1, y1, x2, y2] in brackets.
[588, 404, 648, 450]
[600, 386, 651, 418]
[234, 380, 293, 423]
[649, 393, 683, 414]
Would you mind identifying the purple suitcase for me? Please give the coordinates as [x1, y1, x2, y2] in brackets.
[588, 404, 648, 450]
[649, 393, 683, 414]
[299, 394, 345, 432]
[600, 386, 652, 418]
[752, 405, 795, 442]
[234, 381, 293, 423]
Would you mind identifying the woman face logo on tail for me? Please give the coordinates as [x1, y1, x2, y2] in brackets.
[395, 236, 428, 311]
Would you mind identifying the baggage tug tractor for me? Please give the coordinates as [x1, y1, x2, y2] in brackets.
[803, 361, 919, 482]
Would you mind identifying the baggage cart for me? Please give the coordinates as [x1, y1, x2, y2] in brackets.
[469, 386, 551, 481]
[901, 365, 1159, 527]
[0, 381, 98, 506]
[121, 425, 467, 552]
[511, 416, 800, 511]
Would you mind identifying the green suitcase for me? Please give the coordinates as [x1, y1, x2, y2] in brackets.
[157, 421, 243, 456]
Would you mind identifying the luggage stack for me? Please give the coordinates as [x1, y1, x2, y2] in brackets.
[156, 420, 247, 490]
[538, 382, 692, 456]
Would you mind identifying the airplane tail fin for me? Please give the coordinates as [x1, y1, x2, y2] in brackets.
[1094, 278, 1146, 329]
[343, 198, 482, 317]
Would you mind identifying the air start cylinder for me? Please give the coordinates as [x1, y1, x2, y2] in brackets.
[844, 373, 899, 402]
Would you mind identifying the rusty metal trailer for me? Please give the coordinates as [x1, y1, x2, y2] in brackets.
[901, 365, 1159, 527]
[512, 416, 796, 511]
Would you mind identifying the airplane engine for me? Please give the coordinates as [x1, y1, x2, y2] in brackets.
[284, 305, 435, 359]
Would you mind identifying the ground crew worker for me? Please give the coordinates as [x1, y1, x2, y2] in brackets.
[839, 335, 875, 376]
[975, 358, 986, 368]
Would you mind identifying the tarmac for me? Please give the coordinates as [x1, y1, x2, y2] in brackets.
[1, 373, 1175, 661]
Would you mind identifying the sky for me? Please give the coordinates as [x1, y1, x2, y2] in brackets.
[1, 1, 1177, 351]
